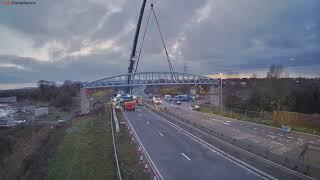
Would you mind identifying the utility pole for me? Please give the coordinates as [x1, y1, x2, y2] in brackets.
[220, 73, 223, 112]
[127, 0, 147, 93]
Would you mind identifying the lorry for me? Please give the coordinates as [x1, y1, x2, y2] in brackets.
[124, 100, 136, 111]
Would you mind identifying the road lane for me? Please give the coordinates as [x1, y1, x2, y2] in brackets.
[125, 107, 264, 180]
[162, 102, 320, 156]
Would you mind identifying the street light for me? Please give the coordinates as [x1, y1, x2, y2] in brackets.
[219, 73, 223, 112]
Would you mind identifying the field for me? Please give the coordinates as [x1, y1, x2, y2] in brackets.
[46, 113, 116, 180]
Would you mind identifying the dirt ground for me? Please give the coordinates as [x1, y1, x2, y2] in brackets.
[0, 124, 68, 180]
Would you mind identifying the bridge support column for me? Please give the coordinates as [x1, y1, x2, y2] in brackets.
[80, 87, 90, 113]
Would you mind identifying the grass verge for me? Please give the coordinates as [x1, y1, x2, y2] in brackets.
[198, 105, 320, 135]
[115, 110, 151, 180]
[46, 112, 116, 180]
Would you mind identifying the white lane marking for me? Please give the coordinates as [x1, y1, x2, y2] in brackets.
[297, 139, 303, 142]
[240, 124, 243, 126]
[317, 140, 320, 142]
[245, 126, 250, 128]
[261, 130, 266, 132]
[309, 146, 320, 151]
[309, 141, 315, 144]
[271, 141, 283, 146]
[158, 131, 164, 137]
[278, 134, 284, 137]
[138, 114, 142, 117]
[149, 110, 277, 179]
[223, 122, 231, 126]
[269, 132, 274, 134]
[146, 121, 150, 125]
[226, 121, 231, 123]
[123, 112, 165, 180]
[253, 128, 257, 130]
[267, 135, 276, 139]
[181, 153, 191, 160]
[288, 137, 293, 139]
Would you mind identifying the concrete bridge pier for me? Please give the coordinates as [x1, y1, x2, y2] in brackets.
[80, 88, 89, 113]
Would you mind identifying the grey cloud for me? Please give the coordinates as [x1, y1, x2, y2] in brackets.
[0, 0, 320, 84]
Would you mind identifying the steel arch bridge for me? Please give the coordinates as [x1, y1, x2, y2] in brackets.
[83, 72, 218, 88]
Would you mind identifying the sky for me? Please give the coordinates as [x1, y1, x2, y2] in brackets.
[0, 0, 319, 87]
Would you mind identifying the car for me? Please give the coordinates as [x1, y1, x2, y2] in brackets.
[164, 95, 172, 101]
[175, 95, 193, 102]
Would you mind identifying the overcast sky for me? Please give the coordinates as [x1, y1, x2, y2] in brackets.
[0, 0, 319, 85]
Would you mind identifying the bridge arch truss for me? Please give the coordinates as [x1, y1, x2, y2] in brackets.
[83, 72, 218, 88]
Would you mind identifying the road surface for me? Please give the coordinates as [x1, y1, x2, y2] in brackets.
[124, 106, 266, 180]
[133, 86, 320, 166]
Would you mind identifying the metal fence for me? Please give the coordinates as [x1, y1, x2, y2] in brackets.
[209, 106, 274, 126]
[110, 107, 122, 180]
[150, 106, 319, 179]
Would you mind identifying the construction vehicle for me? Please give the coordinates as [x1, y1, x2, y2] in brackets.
[197, 85, 206, 95]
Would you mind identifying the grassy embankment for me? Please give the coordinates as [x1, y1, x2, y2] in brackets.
[47, 106, 151, 180]
[46, 112, 116, 180]
[115, 110, 151, 180]
[198, 105, 320, 135]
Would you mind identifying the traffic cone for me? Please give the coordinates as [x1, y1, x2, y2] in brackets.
[144, 163, 149, 172]
[137, 147, 142, 155]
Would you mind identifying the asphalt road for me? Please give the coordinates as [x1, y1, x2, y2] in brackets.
[124, 107, 265, 180]
[133, 87, 320, 166]
[162, 101, 320, 164]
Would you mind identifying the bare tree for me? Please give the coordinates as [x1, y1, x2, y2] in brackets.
[267, 64, 284, 79]
[251, 73, 258, 79]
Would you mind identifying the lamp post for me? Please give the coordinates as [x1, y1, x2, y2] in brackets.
[220, 73, 223, 112]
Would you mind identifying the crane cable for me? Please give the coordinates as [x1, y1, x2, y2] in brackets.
[134, 3, 177, 80]
[151, 3, 176, 80]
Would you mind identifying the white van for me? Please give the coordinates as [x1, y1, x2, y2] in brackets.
[153, 97, 162, 104]
[164, 95, 172, 101]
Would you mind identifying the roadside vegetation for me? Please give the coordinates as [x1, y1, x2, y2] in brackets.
[46, 112, 116, 180]
[115, 110, 151, 180]
[0, 80, 81, 111]
[0, 124, 68, 180]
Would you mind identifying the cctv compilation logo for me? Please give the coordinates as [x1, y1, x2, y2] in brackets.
[1, 1, 37, 6]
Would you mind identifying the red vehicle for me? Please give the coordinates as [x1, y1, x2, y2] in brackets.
[124, 100, 136, 111]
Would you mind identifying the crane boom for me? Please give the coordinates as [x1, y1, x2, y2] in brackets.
[127, 0, 147, 92]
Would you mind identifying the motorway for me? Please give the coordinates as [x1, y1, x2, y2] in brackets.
[129, 87, 320, 179]
[124, 107, 265, 180]
[161, 101, 320, 165]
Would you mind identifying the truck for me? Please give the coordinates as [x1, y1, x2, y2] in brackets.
[124, 100, 136, 111]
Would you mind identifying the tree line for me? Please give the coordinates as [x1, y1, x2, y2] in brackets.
[0, 80, 81, 109]
[224, 65, 320, 114]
